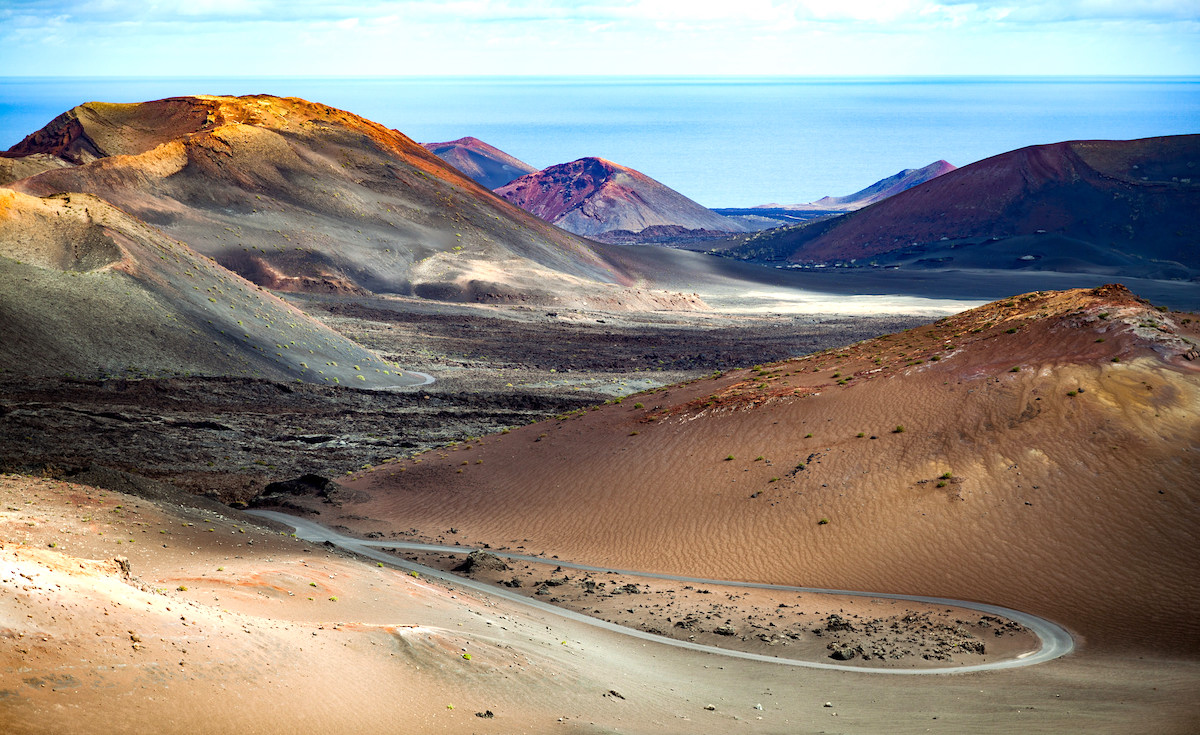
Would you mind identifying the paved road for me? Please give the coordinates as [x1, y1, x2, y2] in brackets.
[395, 370, 435, 387]
[247, 510, 1075, 675]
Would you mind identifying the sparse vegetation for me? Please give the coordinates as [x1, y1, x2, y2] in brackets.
[817, 517, 829, 525]
[892, 425, 905, 434]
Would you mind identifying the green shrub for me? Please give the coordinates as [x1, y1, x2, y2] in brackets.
[892, 425, 905, 434]
[817, 518, 829, 525]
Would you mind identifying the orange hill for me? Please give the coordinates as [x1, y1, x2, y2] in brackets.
[324, 285, 1200, 653]
[3, 96, 643, 305]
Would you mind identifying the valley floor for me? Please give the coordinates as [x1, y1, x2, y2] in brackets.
[2, 474, 1197, 735]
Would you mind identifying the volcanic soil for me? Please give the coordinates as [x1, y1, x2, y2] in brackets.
[292, 286, 1200, 663]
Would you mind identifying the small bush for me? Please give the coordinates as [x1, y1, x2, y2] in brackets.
[329, 596, 338, 602]
[856, 432, 865, 438]
[1005, 328, 1018, 334]
[892, 425, 905, 434]
[724, 454, 735, 461]
[804, 433, 813, 438]
[939, 472, 952, 480]
[817, 518, 829, 525]
[936, 481, 947, 488]
[1010, 366, 1021, 372]
[633, 402, 644, 409]
[1095, 338, 1105, 343]
[1066, 390, 1077, 397]
[754, 455, 764, 462]
[177, 585, 188, 592]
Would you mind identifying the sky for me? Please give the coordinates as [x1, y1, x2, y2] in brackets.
[0, 0, 1198, 77]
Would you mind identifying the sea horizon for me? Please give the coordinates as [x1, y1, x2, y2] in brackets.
[3, 75, 1198, 207]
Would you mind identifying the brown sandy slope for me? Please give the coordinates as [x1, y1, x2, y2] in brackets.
[3, 95, 680, 308]
[336, 285, 1200, 655]
[732, 135, 1200, 278]
[5, 475, 1199, 734]
[760, 160, 956, 211]
[422, 136, 538, 190]
[0, 189, 406, 386]
[495, 157, 749, 241]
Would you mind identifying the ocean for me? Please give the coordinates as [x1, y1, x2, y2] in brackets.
[2, 76, 1198, 208]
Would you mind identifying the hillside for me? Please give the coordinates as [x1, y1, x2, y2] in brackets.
[494, 157, 750, 243]
[421, 136, 537, 189]
[1, 96, 660, 307]
[730, 136, 1200, 279]
[0, 189, 413, 387]
[760, 160, 955, 211]
[313, 285, 1199, 654]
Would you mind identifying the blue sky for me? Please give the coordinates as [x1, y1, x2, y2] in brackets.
[1, 1, 1197, 76]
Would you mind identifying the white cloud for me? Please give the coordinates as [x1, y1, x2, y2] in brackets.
[0, 0, 1197, 75]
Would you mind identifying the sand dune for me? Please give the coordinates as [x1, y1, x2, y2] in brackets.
[330, 285, 1200, 655]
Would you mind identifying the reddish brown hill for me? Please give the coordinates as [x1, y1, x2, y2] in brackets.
[495, 157, 748, 242]
[421, 136, 537, 190]
[3, 96, 641, 304]
[320, 285, 1200, 653]
[733, 136, 1200, 278]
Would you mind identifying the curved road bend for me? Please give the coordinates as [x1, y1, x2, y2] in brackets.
[247, 510, 1074, 675]
[396, 370, 435, 387]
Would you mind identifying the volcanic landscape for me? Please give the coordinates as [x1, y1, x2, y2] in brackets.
[1, 95, 1197, 734]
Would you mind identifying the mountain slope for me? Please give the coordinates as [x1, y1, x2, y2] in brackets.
[762, 160, 955, 211]
[731, 136, 1200, 278]
[2, 96, 641, 305]
[324, 285, 1199, 653]
[495, 157, 749, 242]
[421, 136, 537, 189]
[0, 189, 411, 386]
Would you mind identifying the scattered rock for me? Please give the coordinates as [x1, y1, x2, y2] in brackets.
[828, 646, 857, 661]
[453, 551, 511, 574]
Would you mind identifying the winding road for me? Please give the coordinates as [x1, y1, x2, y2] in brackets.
[247, 509, 1074, 675]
